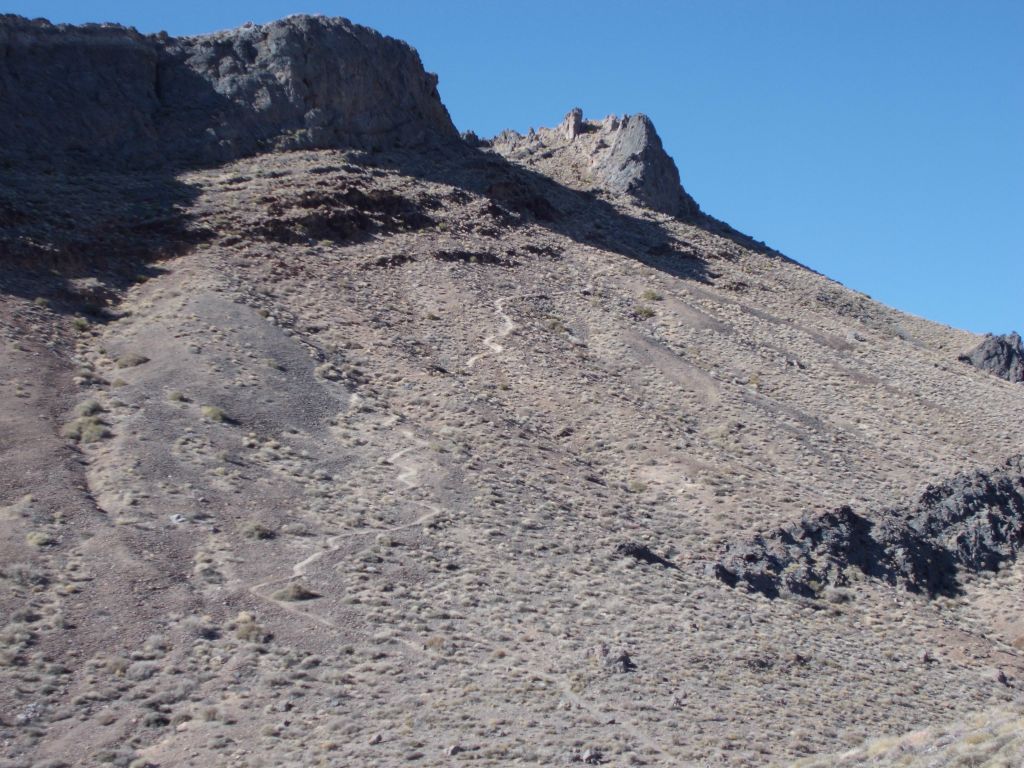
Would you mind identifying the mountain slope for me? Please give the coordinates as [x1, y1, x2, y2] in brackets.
[1, 15, 1022, 768]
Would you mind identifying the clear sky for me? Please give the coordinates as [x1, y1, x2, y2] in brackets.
[11, 1, 1023, 334]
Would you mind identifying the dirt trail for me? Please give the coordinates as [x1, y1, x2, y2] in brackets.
[250, 425, 440, 593]
[466, 294, 548, 369]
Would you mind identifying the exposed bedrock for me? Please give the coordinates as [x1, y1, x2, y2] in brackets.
[0, 14, 458, 168]
[959, 332, 1024, 383]
[491, 108, 701, 219]
[714, 456, 1024, 598]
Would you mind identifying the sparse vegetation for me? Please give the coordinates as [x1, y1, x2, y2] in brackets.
[641, 289, 663, 301]
[25, 531, 56, 547]
[75, 399, 105, 417]
[61, 415, 111, 443]
[200, 405, 228, 422]
[626, 479, 647, 494]
[634, 305, 656, 319]
[116, 352, 150, 368]
[314, 362, 342, 381]
[242, 522, 277, 540]
[272, 582, 319, 601]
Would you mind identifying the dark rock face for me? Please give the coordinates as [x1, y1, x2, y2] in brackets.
[0, 14, 458, 168]
[714, 457, 1024, 598]
[959, 333, 1024, 383]
[591, 114, 700, 219]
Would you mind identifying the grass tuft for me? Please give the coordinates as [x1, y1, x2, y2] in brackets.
[61, 416, 111, 443]
[116, 353, 150, 369]
[272, 582, 319, 601]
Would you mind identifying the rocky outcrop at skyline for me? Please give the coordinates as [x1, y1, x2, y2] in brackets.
[0, 14, 458, 168]
[491, 108, 702, 219]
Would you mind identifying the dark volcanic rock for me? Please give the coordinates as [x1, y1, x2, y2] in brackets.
[714, 456, 1024, 598]
[959, 333, 1024, 383]
[0, 14, 458, 168]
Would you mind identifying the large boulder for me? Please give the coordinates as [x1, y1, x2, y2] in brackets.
[959, 332, 1024, 383]
[0, 14, 458, 168]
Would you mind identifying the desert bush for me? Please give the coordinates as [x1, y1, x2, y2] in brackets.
[200, 405, 228, 422]
[242, 522, 276, 540]
[61, 416, 111, 443]
[272, 582, 319, 601]
[75, 399, 105, 417]
[26, 531, 56, 547]
[231, 611, 270, 643]
[115, 353, 150, 368]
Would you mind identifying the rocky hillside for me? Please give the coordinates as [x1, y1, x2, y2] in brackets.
[1, 14, 1023, 768]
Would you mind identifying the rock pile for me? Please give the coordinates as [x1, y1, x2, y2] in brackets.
[714, 456, 1024, 598]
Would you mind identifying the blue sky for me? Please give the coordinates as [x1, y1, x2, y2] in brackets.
[12, 1, 1022, 334]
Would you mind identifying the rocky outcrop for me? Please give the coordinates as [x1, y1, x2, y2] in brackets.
[714, 456, 1024, 598]
[591, 113, 699, 218]
[0, 14, 458, 168]
[959, 333, 1024, 383]
[490, 108, 701, 219]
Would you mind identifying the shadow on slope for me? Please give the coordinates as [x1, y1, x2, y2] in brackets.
[365, 143, 718, 284]
[0, 166, 210, 317]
